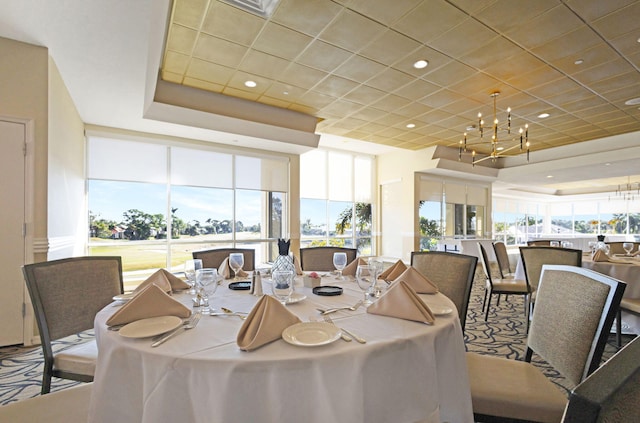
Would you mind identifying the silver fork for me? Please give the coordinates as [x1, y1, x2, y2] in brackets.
[323, 315, 366, 344]
[151, 312, 201, 347]
[322, 315, 352, 342]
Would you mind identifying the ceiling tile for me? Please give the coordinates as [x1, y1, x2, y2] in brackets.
[394, 79, 441, 101]
[590, 1, 640, 39]
[333, 55, 387, 83]
[226, 71, 271, 94]
[201, 2, 265, 46]
[239, 50, 292, 79]
[310, 74, 358, 97]
[423, 61, 477, 88]
[272, 0, 342, 36]
[263, 82, 307, 101]
[163, 51, 190, 75]
[531, 25, 602, 62]
[193, 34, 247, 68]
[279, 62, 329, 89]
[296, 41, 352, 72]
[393, 0, 468, 44]
[167, 24, 199, 53]
[366, 67, 415, 92]
[222, 86, 261, 100]
[564, 0, 637, 22]
[185, 58, 235, 85]
[252, 22, 313, 60]
[474, 0, 558, 33]
[359, 30, 422, 66]
[505, 5, 584, 48]
[183, 77, 224, 92]
[343, 85, 387, 105]
[173, 0, 209, 29]
[346, 0, 423, 26]
[370, 94, 412, 113]
[319, 9, 386, 52]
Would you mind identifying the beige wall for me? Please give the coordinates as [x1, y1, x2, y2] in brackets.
[0, 37, 49, 263]
[47, 57, 86, 259]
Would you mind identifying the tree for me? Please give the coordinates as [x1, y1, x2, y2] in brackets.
[122, 209, 164, 240]
[335, 203, 372, 235]
[89, 211, 117, 238]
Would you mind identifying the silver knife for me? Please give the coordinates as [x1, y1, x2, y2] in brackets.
[340, 327, 366, 344]
[151, 313, 201, 347]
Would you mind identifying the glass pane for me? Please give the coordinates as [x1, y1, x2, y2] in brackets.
[89, 244, 167, 290]
[329, 201, 353, 238]
[356, 237, 372, 255]
[466, 205, 484, 238]
[171, 147, 232, 188]
[269, 192, 286, 240]
[419, 201, 441, 250]
[88, 138, 167, 183]
[355, 202, 372, 237]
[88, 180, 167, 241]
[300, 198, 327, 237]
[170, 185, 233, 242]
[235, 189, 262, 241]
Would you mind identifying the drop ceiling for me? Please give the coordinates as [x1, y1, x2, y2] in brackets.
[162, 0, 640, 156]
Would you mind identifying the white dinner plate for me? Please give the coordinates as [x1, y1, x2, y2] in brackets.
[119, 316, 183, 338]
[286, 292, 307, 304]
[282, 322, 341, 347]
[431, 306, 453, 316]
[113, 292, 136, 302]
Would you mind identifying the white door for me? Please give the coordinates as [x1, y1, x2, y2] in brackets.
[0, 119, 26, 346]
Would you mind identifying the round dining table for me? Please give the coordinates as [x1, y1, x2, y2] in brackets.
[88, 274, 473, 423]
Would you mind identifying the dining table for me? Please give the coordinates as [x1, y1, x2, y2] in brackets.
[87, 272, 473, 423]
[514, 253, 640, 334]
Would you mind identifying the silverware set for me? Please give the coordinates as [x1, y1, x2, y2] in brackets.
[323, 315, 366, 344]
[151, 312, 202, 347]
[316, 300, 363, 315]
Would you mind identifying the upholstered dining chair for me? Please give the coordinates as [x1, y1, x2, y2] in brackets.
[492, 241, 514, 279]
[605, 241, 640, 255]
[0, 383, 93, 423]
[478, 243, 533, 326]
[519, 246, 583, 295]
[22, 256, 123, 394]
[615, 298, 640, 348]
[467, 265, 626, 423]
[299, 246, 357, 271]
[192, 248, 255, 271]
[561, 335, 640, 422]
[526, 240, 560, 246]
[410, 251, 477, 331]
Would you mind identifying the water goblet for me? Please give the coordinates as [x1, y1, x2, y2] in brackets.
[588, 241, 596, 254]
[368, 257, 383, 280]
[355, 264, 375, 306]
[229, 253, 244, 281]
[333, 252, 347, 280]
[271, 270, 294, 305]
[184, 259, 202, 295]
[623, 242, 634, 256]
[550, 241, 560, 247]
[196, 268, 218, 315]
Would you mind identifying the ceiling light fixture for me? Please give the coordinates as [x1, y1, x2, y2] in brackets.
[610, 176, 640, 202]
[458, 91, 530, 166]
[244, 80, 257, 88]
[413, 60, 428, 69]
[537, 113, 550, 118]
[406, 123, 416, 128]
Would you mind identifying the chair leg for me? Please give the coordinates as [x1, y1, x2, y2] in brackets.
[616, 308, 622, 349]
[482, 287, 488, 312]
[525, 295, 531, 333]
[41, 366, 52, 395]
[484, 292, 493, 321]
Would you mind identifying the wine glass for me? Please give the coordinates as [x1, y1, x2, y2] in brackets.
[623, 242, 634, 256]
[271, 270, 294, 305]
[184, 259, 202, 295]
[196, 268, 218, 315]
[355, 264, 375, 306]
[229, 253, 244, 281]
[333, 252, 347, 280]
[367, 258, 385, 298]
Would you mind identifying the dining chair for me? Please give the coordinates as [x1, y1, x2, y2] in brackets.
[0, 383, 93, 423]
[561, 335, 640, 422]
[492, 241, 514, 279]
[526, 240, 558, 246]
[22, 256, 123, 394]
[478, 243, 533, 326]
[192, 248, 255, 271]
[410, 251, 477, 331]
[615, 298, 640, 348]
[519, 246, 583, 295]
[605, 241, 640, 255]
[467, 264, 626, 423]
[298, 246, 357, 271]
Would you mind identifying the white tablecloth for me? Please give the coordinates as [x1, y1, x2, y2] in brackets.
[88, 275, 473, 423]
[515, 254, 640, 334]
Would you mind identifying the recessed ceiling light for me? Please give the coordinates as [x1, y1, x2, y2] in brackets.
[413, 60, 428, 69]
[244, 80, 257, 88]
[538, 113, 550, 118]
[605, 163, 611, 166]
[283, 91, 289, 95]
[406, 123, 416, 128]
[625, 97, 640, 105]
[574, 59, 584, 65]
[496, 147, 505, 151]
[547, 175, 553, 178]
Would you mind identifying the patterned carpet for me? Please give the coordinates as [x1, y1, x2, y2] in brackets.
[0, 264, 632, 406]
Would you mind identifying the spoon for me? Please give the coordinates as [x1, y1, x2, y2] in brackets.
[316, 300, 363, 315]
[221, 307, 247, 320]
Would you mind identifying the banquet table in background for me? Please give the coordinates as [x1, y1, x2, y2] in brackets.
[88, 274, 473, 423]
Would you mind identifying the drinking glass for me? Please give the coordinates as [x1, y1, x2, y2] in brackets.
[561, 241, 573, 248]
[196, 268, 218, 315]
[355, 264, 375, 306]
[333, 252, 347, 280]
[623, 242, 634, 256]
[184, 259, 202, 295]
[229, 253, 244, 281]
[550, 241, 560, 247]
[271, 270, 294, 305]
[588, 241, 596, 254]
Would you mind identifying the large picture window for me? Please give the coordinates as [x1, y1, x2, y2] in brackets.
[87, 135, 289, 286]
[299, 150, 374, 254]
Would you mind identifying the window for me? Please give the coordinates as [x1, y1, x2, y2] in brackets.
[87, 135, 289, 285]
[299, 150, 374, 254]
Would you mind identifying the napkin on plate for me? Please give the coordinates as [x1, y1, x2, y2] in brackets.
[392, 266, 439, 294]
[132, 269, 190, 294]
[342, 257, 368, 276]
[106, 284, 191, 326]
[367, 280, 435, 324]
[378, 260, 407, 281]
[218, 257, 249, 279]
[236, 295, 301, 351]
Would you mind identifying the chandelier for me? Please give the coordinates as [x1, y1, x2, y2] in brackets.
[609, 177, 640, 202]
[458, 91, 530, 166]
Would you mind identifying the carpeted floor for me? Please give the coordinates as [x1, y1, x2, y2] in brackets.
[0, 264, 633, 406]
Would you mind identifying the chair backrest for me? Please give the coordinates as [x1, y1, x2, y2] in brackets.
[492, 241, 512, 277]
[527, 265, 626, 387]
[410, 251, 477, 331]
[561, 335, 640, 422]
[477, 243, 495, 285]
[526, 240, 559, 246]
[192, 248, 255, 271]
[519, 246, 582, 291]
[23, 256, 123, 351]
[299, 247, 357, 271]
[605, 241, 640, 255]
